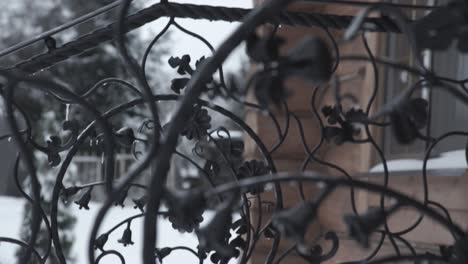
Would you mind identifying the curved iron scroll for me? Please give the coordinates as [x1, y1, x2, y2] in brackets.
[2, 0, 468, 264]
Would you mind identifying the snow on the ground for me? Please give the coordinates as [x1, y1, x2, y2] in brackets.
[0, 197, 207, 264]
[370, 149, 467, 173]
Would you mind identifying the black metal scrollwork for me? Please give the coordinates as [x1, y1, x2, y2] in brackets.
[1, 0, 468, 263]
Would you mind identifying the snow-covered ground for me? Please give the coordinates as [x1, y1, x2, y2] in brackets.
[0, 197, 205, 264]
[370, 149, 467, 173]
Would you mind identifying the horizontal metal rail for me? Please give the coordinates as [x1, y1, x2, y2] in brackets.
[3, 2, 404, 75]
[0, 0, 121, 59]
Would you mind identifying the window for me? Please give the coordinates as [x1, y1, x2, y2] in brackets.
[382, 0, 468, 159]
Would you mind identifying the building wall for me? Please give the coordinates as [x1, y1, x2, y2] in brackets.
[245, 1, 467, 262]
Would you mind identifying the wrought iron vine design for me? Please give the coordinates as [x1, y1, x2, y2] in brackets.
[1, 0, 468, 263]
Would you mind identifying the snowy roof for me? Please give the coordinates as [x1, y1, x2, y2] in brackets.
[370, 149, 467, 174]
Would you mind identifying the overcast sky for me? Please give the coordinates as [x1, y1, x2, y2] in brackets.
[141, 0, 253, 75]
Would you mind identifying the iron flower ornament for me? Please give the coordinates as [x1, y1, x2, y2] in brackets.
[181, 104, 212, 140]
[114, 186, 129, 207]
[94, 233, 109, 251]
[412, 0, 468, 52]
[236, 160, 270, 194]
[60, 186, 81, 202]
[272, 201, 319, 243]
[2, 0, 468, 263]
[207, 219, 248, 264]
[74, 187, 93, 210]
[247, 33, 333, 109]
[45, 135, 62, 167]
[169, 55, 219, 95]
[132, 194, 147, 212]
[344, 203, 401, 248]
[114, 126, 136, 147]
[285, 36, 333, 83]
[197, 203, 238, 260]
[246, 32, 287, 109]
[164, 189, 206, 233]
[246, 31, 285, 63]
[322, 105, 361, 144]
[118, 224, 135, 247]
[390, 97, 429, 144]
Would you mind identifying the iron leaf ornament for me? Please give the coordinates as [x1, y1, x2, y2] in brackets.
[322, 105, 361, 144]
[412, 0, 468, 52]
[168, 55, 220, 96]
[155, 247, 173, 263]
[197, 202, 240, 262]
[4, 0, 468, 263]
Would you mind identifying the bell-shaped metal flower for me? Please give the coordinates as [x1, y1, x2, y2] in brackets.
[391, 98, 428, 144]
[115, 127, 135, 147]
[344, 203, 400, 248]
[60, 186, 81, 203]
[272, 201, 318, 242]
[117, 226, 134, 247]
[62, 119, 79, 134]
[132, 195, 147, 212]
[114, 187, 129, 207]
[74, 187, 92, 210]
[45, 135, 62, 167]
[197, 204, 235, 258]
[390, 110, 418, 144]
[286, 36, 333, 84]
[94, 233, 108, 251]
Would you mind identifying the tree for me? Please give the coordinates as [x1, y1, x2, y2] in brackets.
[16, 154, 78, 264]
[0, 0, 167, 263]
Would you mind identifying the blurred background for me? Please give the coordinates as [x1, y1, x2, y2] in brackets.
[0, 0, 252, 263]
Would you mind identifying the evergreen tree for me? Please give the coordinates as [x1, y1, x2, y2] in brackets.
[15, 110, 79, 264]
[0, 0, 167, 263]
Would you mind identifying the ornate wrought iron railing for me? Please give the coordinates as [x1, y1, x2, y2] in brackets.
[1, 0, 468, 263]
